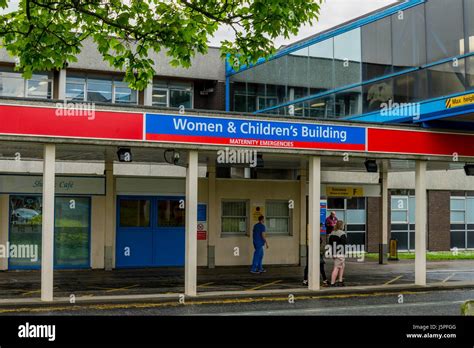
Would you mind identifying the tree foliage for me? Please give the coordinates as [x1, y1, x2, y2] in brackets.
[0, 0, 322, 90]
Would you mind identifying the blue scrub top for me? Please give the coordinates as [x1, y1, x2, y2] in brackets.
[253, 223, 266, 247]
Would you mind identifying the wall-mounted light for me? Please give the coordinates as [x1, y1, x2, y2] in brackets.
[464, 164, 474, 176]
[364, 159, 378, 173]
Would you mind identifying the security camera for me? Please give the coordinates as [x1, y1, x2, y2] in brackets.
[164, 149, 180, 166]
[173, 151, 180, 165]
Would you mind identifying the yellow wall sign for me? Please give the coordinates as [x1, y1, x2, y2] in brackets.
[445, 93, 474, 109]
[252, 203, 265, 224]
[326, 186, 364, 197]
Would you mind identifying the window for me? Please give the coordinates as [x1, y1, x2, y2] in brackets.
[428, 59, 466, 99]
[391, 4, 427, 71]
[305, 94, 335, 119]
[27, 74, 53, 98]
[152, 81, 193, 108]
[308, 38, 334, 92]
[119, 199, 151, 228]
[450, 195, 474, 249]
[334, 28, 362, 88]
[334, 87, 362, 118]
[426, 0, 465, 63]
[66, 77, 86, 101]
[266, 201, 290, 235]
[66, 74, 138, 104]
[287, 47, 309, 100]
[9, 195, 91, 269]
[54, 197, 90, 268]
[0, 69, 52, 99]
[467, 0, 474, 53]
[158, 199, 185, 227]
[363, 79, 394, 114]
[468, 56, 474, 88]
[362, 16, 392, 80]
[221, 201, 247, 235]
[391, 197, 409, 223]
[170, 88, 192, 108]
[327, 197, 366, 246]
[87, 78, 112, 103]
[393, 69, 428, 104]
[9, 195, 42, 268]
[152, 86, 168, 107]
[114, 81, 138, 104]
[390, 195, 416, 250]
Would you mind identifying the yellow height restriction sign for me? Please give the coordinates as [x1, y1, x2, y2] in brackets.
[445, 93, 474, 109]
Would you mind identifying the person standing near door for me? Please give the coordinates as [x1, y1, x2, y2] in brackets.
[251, 215, 268, 274]
[325, 211, 338, 235]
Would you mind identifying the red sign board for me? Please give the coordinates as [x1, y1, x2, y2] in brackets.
[0, 104, 143, 141]
[197, 231, 207, 240]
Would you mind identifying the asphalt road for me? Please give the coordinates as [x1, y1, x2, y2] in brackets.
[2, 288, 473, 316]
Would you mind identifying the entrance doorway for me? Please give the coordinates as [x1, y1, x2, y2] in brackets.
[116, 196, 185, 268]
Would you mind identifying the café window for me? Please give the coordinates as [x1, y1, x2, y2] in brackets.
[9, 195, 91, 269]
[54, 197, 90, 268]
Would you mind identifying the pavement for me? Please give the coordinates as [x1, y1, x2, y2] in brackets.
[0, 259, 472, 307]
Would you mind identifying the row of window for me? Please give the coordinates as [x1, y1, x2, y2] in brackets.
[0, 68, 194, 108]
[230, 0, 474, 115]
[256, 56, 474, 118]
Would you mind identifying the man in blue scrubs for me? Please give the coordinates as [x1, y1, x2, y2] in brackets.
[251, 215, 268, 274]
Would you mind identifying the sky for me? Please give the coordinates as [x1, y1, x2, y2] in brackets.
[2, 0, 398, 48]
[209, 0, 398, 48]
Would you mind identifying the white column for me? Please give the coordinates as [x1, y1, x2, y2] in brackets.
[207, 163, 216, 268]
[41, 144, 56, 302]
[415, 160, 427, 286]
[0, 195, 9, 270]
[104, 161, 116, 270]
[57, 69, 67, 100]
[380, 166, 389, 264]
[144, 82, 153, 106]
[308, 156, 321, 291]
[185, 151, 198, 296]
[299, 167, 308, 267]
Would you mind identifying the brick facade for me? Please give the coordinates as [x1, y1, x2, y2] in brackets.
[427, 190, 451, 251]
[193, 80, 226, 111]
[366, 197, 382, 253]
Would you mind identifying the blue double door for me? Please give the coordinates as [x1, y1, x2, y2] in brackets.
[116, 196, 185, 268]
